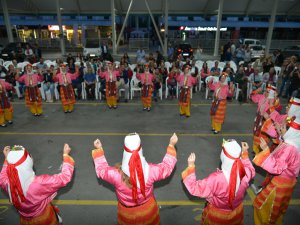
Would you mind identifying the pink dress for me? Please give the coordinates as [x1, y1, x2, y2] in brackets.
[0, 155, 74, 218]
[92, 146, 177, 207]
[54, 72, 79, 85]
[99, 70, 120, 81]
[208, 82, 231, 100]
[18, 74, 43, 86]
[182, 156, 255, 210]
[176, 74, 197, 87]
[136, 73, 155, 86]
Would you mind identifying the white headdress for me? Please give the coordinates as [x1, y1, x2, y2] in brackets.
[122, 133, 149, 202]
[6, 146, 35, 209]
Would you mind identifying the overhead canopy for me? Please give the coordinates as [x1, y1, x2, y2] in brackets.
[4, 0, 300, 16]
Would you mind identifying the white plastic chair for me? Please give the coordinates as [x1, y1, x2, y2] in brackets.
[205, 76, 219, 99]
[230, 61, 237, 73]
[3, 61, 12, 70]
[130, 76, 141, 100]
[235, 83, 241, 100]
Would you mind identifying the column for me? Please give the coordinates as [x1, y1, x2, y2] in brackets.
[111, 0, 117, 55]
[213, 0, 224, 57]
[265, 0, 279, 55]
[163, 0, 169, 56]
[56, 0, 66, 56]
[73, 24, 78, 46]
[1, 0, 14, 43]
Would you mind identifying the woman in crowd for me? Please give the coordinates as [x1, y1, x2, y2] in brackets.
[208, 73, 234, 134]
[136, 64, 156, 112]
[16, 64, 44, 116]
[0, 79, 13, 127]
[176, 65, 197, 117]
[53, 64, 79, 113]
[99, 61, 120, 109]
[253, 117, 300, 225]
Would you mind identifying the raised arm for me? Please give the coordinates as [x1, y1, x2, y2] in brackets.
[91, 139, 120, 186]
[182, 152, 216, 198]
[36, 144, 74, 194]
[0, 146, 11, 193]
[250, 88, 265, 104]
[240, 142, 255, 183]
[148, 133, 178, 182]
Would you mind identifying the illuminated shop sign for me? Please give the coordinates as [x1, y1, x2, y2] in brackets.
[179, 26, 227, 31]
[48, 25, 66, 31]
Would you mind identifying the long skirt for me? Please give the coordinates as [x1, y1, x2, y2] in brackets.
[25, 87, 42, 107]
[20, 203, 59, 225]
[253, 176, 296, 225]
[60, 85, 76, 106]
[201, 202, 244, 225]
[117, 196, 160, 225]
[211, 99, 227, 124]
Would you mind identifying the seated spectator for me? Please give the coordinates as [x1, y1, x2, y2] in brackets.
[200, 62, 210, 88]
[244, 63, 254, 77]
[262, 67, 277, 86]
[249, 67, 263, 90]
[158, 61, 168, 85]
[167, 67, 180, 99]
[210, 61, 221, 77]
[117, 63, 132, 103]
[5, 65, 19, 100]
[84, 66, 97, 100]
[71, 64, 83, 99]
[36, 58, 47, 72]
[42, 65, 56, 102]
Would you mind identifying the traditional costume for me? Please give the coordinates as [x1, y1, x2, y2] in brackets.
[265, 97, 300, 140]
[182, 140, 255, 225]
[250, 85, 280, 154]
[176, 66, 197, 117]
[92, 133, 177, 225]
[208, 74, 234, 134]
[0, 79, 13, 127]
[54, 64, 78, 113]
[99, 61, 120, 109]
[0, 145, 75, 225]
[253, 117, 300, 225]
[136, 64, 156, 111]
[17, 64, 43, 116]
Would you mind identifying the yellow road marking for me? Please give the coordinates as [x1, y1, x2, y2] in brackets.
[0, 199, 299, 206]
[11, 102, 251, 106]
[0, 132, 253, 137]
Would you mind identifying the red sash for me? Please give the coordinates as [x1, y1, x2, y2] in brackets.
[142, 84, 151, 97]
[107, 81, 116, 96]
[62, 84, 74, 100]
[179, 87, 189, 103]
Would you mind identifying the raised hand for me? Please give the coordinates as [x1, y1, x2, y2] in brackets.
[3, 146, 10, 159]
[169, 133, 178, 146]
[63, 144, 71, 155]
[259, 138, 268, 151]
[188, 153, 196, 167]
[241, 142, 249, 152]
[94, 139, 102, 149]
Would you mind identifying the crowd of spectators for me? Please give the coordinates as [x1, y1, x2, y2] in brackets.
[0, 44, 299, 105]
